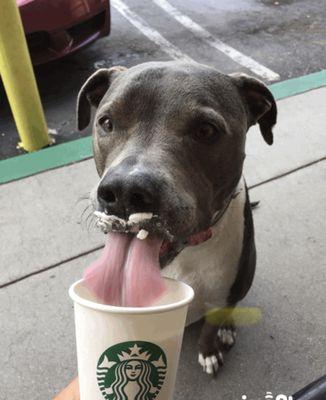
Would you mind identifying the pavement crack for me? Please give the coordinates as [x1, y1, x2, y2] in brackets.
[0, 245, 104, 290]
[1, 157, 325, 290]
[248, 155, 326, 190]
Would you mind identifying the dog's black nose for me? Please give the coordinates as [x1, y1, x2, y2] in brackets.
[97, 170, 160, 217]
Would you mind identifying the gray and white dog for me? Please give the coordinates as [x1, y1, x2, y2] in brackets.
[77, 61, 277, 375]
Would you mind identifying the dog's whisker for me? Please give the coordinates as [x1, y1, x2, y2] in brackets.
[81, 204, 92, 219]
[79, 191, 91, 200]
[91, 218, 98, 231]
[87, 214, 97, 231]
[87, 215, 96, 232]
[74, 192, 91, 207]
[83, 209, 96, 232]
[79, 204, 92, 227]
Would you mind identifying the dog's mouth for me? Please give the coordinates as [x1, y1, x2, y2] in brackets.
[82, 210, 212, 305]
[83, 210, 214, 306]
[94, 211, 212, 267]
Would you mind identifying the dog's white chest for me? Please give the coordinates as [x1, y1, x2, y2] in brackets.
[163, 179, 246, 324]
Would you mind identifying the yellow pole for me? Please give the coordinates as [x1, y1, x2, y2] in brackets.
[0, 0, 51, 152]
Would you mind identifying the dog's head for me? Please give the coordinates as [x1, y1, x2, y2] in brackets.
[77, 62, 277, 263]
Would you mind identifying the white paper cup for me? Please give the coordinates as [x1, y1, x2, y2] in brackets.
[69, 278, 194, 400]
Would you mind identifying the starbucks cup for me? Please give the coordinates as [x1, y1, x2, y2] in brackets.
[69, 278, 194, 400]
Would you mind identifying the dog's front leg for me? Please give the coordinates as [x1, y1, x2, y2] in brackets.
[198, 309, 236, 375]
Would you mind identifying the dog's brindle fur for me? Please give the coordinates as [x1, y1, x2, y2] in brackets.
[77, 61, 277, 374]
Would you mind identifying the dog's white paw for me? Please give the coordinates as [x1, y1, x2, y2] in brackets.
[217, 327, 236, 347]
[198, 351, 223, 375]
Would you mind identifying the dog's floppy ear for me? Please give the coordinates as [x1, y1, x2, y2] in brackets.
[77, 66, 127, 130]
[231, 73, 277, 145]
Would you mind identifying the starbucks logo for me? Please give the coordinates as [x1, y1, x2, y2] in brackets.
[97, 341, 167, 400]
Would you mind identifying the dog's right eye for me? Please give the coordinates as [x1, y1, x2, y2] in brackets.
[192, 122, 220, 144]
[98, 116, 113, 133]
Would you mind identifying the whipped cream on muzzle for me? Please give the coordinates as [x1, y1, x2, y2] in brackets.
[94, 211, 174, 241]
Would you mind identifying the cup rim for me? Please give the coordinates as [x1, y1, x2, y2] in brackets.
[69, 278, 194, 315]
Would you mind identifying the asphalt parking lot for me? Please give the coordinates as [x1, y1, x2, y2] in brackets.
[1, 0, 326, 159]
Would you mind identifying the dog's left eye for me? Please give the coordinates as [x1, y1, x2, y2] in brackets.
[98, 116, 113, 133]
[193, 123, 219, 143]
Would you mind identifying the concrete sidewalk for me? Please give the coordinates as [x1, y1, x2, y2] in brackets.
[0, 87, 325, 400]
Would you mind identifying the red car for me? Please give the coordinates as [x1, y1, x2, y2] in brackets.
[18, 0, 110, 65]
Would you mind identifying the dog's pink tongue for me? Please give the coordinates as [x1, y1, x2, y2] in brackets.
[83, 233, 131, 305]
[83, 233, 165, 307]
[123, 235, 166, 307]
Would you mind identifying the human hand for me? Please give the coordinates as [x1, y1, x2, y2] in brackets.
[53, 378, 79, 400]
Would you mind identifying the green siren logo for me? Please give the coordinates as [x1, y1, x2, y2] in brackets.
[97, 341, 167, 400]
